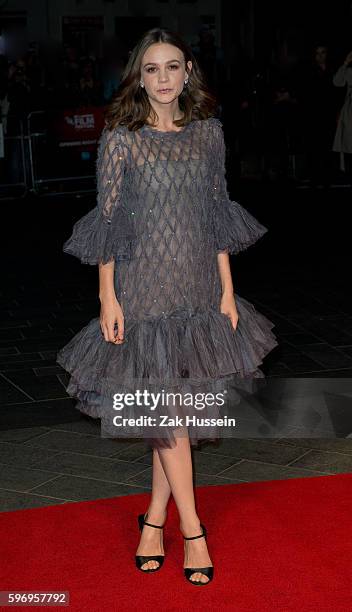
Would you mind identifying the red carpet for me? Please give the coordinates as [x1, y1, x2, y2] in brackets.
[1, 474, 351, 611]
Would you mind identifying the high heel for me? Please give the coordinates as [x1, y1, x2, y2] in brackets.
[135, 512, 165, 573]
[183, 523, 214, 585]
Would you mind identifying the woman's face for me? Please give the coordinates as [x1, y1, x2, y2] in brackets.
[140, 42, 192, 104]
[315, 46, 328, 65]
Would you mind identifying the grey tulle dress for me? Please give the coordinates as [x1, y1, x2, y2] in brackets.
[56, 116, 278, 448]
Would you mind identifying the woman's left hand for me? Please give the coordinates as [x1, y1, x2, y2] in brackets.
[220, 292, 239, 330]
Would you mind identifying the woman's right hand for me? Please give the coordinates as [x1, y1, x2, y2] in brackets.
[344, 51, 352, 66]
[99, 292, 125, 344]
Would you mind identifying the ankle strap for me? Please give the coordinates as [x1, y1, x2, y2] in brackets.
[142, 513, 164, 529]
[144, 520, 163, 529]
[183, 525, 206, 540]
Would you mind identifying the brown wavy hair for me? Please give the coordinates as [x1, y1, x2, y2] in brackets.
[104, 27, 218, 131]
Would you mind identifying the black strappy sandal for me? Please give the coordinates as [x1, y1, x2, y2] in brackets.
[135, 513, 165, 573]
[183, 523, 214, 585]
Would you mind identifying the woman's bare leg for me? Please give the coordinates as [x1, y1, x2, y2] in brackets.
[157, 432, 213, 584]
[135, 446, 171, 570]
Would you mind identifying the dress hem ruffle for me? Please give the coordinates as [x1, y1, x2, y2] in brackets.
[56, 295, 278, 447]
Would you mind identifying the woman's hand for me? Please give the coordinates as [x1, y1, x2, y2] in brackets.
[99, 292, 125, 344]
[220, 292, 239, 331]
[344, 51, 352, 66]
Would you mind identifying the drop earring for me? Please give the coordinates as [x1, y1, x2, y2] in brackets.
[140, 81, 144, 88]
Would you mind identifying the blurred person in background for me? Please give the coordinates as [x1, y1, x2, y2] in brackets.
[298, 44, 338, 187]
[0, 55, 9, 133]
[78, 57, 103, 107]
[192, 25, 225, 102]
[262, 76, 299, 182]
[25, 42, 46, 110]
[332, 49, 352, 185]
[4, 58, 31, 184]
[0, 55, 9, 179]
[7, 58, 32, 116]
[102, 55, 125, 104]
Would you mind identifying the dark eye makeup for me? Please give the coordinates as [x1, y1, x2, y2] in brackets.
[145, 64, 180, 73]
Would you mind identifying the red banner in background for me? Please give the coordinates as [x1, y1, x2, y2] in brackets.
[52, 106, 106, 154]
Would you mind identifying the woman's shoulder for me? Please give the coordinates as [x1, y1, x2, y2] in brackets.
[101, 122, 129, 139]
[98, 117, 224, 147]
[97, 123, 132, 152]
[96, 123, 132, 163]
[197, 115, 224, 136]
[101, 116, 223, 132]
[197, 116, 224, 146]
[200, 116, 223, 127]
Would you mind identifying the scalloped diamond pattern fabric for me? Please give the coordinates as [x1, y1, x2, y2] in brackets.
[57, 117, 278, 447]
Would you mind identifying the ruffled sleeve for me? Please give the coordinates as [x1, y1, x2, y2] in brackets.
[62, 125, 136, 265]
[209, 118, 268, 255]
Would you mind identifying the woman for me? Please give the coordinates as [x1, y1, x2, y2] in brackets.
[333, 50, 352, 183]
[56, 28, 278, 586]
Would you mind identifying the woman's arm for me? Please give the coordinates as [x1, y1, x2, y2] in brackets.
[217, 251, 234, 295]
[62, 126, 130, 265]
[217, 251, 239, 330]
[99, 260, 125, 344]
[62, 126, 129, 343]
[209, 118, 268, 332]
[97, 129, 127, 344]
[210, 118, 268, 255]
[99, 260, 115, 301]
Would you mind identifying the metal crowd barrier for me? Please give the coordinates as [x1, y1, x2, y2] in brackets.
[27, 110, 97, 196]
[0, 108, 103, 199]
